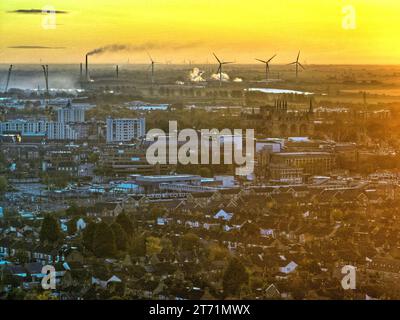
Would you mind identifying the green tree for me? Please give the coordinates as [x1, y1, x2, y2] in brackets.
[208, 244, 230, 261]
[199, 167, 212, 177]
[83, 222, 97, 252]
[39, 215, 62, 243]
[6, 288, 26, 300]
[222, 258, 249, 297]
[111, 223, 128, 251]
[66, 202, 86, 216]
[92, 222, 116, 258]
[88, 153, 99, 164]
[181, 233, 200, 251]
[130, 235, 147, 257]
[67, 216, 80, 235]
[160, 238, 174, 255]
[0, 176, 8, 193]
[115, 212, 134, 236]
[146, 236, 162, 256]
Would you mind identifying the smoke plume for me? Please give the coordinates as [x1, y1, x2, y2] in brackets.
[87, 42, 199, 56]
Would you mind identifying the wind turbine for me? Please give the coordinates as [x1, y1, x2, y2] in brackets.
[213, 53, 234, 86]
[255, 54, 276, 82]
[147, 52, 158, 85]
[287, 51, 304, 78]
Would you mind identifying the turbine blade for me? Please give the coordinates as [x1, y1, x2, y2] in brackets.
[298, 62, 305, 70]
[287, 62, 296, 65]
[267, 54, 276, 63]
[147, 51, 154, 62]
[297, 51, 300, 62]
[255, 59, 267, 63]
[213, 53, 221, 63]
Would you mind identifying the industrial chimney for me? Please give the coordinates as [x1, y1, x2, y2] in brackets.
[85, 54, 89, 81]
[80, 63, 83, 78]
[116, 65, 119, 78]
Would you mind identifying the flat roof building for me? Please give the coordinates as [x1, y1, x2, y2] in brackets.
[270, 152, 335, 176]
[106, 117, 146, 143]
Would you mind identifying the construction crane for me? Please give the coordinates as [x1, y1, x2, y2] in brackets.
[4, 65, 13, 93]
[41, 65, 49, 96]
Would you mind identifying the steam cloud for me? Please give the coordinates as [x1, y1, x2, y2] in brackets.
[210, 72, 230, 82]
[87, 42, 200, 56]
[189, 68, 206, 82]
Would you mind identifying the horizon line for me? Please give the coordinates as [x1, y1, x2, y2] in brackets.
[0, 63, 400, 66]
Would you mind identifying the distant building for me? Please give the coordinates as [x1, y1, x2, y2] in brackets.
[256, 149, 335, 182]
[135, 174, 201, 193]
[214, 209, 233, 221]
[57, 102, 85, 123]
[243, 99, 314, 137]
[269, 164, 304, 184]
[0, 119, 47, 134]
[42, 150, 78, 174]
[270, 152, 335, 176]
[99, 146, 173, 177]
[47, 122, 79, 140]
[0, 119, 81, 140]
[106, 117, 146, 143]
[280, 261, 298, 274]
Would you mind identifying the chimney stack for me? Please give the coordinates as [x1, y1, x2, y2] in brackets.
[116, 65, 119, 78]
[85, 54, 88, 81]
[80, 63, 83, 78]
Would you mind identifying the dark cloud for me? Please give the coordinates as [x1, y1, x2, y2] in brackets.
[8, 46, 66, 49]
[8, 9, 68, 14]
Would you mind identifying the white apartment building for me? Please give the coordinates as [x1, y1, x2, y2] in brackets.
[57, 103, 85, 123]
[46, 122, 79, 140]
[0, 119, 47, 134]
[106, 117, 146, 143]
[0, 119, 79, 140]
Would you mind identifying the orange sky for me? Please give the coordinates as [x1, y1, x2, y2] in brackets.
[0, 0, 399, 64]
